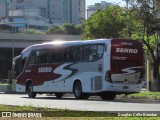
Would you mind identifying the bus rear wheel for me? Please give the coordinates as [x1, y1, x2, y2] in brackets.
[27, 82, 37, 98]
[100, 92, 116, 100]
[73, 81, 84, 99]
[55, 93, 64, 99]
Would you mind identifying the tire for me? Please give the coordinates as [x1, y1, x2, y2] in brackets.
[73, 81, 83, 99]
[27, 82, 37, 98]
[100, 92, 116, 100]
[55, 93, 64, 99]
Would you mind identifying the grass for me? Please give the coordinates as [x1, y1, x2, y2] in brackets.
[0, 105, 111, 117]
[124, 92, 160, 100]
[0, 105, 160, 120]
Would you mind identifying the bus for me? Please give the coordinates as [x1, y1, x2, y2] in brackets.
[13, 38, 143, 100]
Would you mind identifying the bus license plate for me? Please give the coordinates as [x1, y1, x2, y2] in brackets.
[123, 86, 129, 89]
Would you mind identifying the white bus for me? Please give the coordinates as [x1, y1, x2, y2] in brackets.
[13, 38, 144, 100]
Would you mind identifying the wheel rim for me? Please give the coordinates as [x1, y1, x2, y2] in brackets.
[75, 87, 81, 97]
[74, 83, 82, 97]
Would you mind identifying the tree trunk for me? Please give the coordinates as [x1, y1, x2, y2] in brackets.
[152, 61, 160, 91]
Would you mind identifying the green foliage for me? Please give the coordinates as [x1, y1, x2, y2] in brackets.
[23, 29, 44, 34]
[46, 26, 66, 34]
[127, 92, 160, 99]
[84, 6, 126, 39]
[63, 24, 75, 34]
[131, 33, 157, 53]
[75, 24, 84, 35]
[126, 0, 160, 57]
[123, 0, 160, 91]
[46, 24, 83, 35]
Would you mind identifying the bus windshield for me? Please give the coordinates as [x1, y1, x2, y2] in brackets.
[13, 55, 22, 76]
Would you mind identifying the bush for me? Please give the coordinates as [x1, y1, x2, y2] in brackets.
[23, 29, 44, 34]
[46, 26, 66, 34]
[46, 24, 84, 35]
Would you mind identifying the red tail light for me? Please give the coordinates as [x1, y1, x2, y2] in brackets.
[105, 70, 113, 83]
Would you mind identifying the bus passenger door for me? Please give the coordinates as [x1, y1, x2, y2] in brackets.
[26, 50, 40, 86]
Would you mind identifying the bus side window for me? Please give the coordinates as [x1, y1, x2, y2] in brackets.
[70, 47, 76, 61]
[97, 44, 104, 58]
[46, 50, 52, 63]
[39, 50, 51, 64]
[64, 48, 70, 62]
[58, 48, 64, 62]
[83, 46, 90, 61]
[89, 45, 98, 61]
[51, 49, 58, 63]
[75, 46, 83, 61]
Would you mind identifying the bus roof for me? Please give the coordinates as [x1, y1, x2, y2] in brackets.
[21, 38, 110, 53]
[21, 38, 141, 53]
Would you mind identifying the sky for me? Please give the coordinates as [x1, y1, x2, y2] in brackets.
[86, 0, 126, 7]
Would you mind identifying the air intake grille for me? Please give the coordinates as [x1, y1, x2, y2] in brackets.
[94, 76, 102, 90]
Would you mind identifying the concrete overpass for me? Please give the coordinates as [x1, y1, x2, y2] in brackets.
[0, 33, 81, 48]
[0, 33, 81, 79]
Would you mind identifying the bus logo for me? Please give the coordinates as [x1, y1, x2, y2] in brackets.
[38, 67, 52, 73]
[116, 48, 138, 54]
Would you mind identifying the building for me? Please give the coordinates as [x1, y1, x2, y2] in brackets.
[86, 1, 113, 19]
[0, 0, 11, 17]
[0, 1, 6, 17]
[5, 0, 85, 24]
[0, 0, 86, 32]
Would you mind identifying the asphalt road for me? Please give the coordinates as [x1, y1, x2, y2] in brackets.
[0, 94, 160, 112]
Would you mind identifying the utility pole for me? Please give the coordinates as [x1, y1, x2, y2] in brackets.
[5, 0, 8, 16]
[126, 0, 129, 39]
[10, 7, 14, 84]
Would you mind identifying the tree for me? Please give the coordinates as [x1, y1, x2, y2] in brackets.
[83, 1, 160, 91]
[46, 26, 66, 34]
[83, 6, 126, 39]
[124, 0, 160, 91]
[75, 24, 84, 35]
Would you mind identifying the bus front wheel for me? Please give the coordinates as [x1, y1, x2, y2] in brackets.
[27, 82, 37, 98]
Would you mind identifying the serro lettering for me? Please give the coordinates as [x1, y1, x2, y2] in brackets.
[38, 67, 52, 73]
[116, 48, 138, 54]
